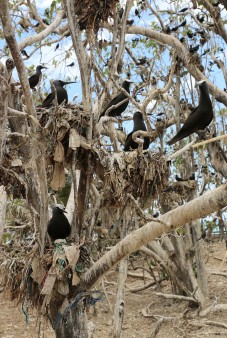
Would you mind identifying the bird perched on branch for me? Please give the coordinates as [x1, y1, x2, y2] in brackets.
[99, 79, 132, 119]
[124, 111, 150, 151]
[29, 65, 47, 89]
[47, 204, 71, 241]
[41, 80, 76, 107]
[167, 80, 213, 145]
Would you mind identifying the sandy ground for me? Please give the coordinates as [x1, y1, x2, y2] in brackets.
[0, 241, 227, 338]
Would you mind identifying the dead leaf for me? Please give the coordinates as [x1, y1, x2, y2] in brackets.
[69, 128, 81, 150]
[31, 256, 46, 284]
[54, 141, 64, 162]
[41, 273, 56, 295]
[63, 244, 80, 269]
[50, 162, 65, 190]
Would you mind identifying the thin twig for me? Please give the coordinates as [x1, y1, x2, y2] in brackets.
[192, 134, 227, 148]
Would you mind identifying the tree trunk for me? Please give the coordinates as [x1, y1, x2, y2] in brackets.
[0, 186, 7, 243]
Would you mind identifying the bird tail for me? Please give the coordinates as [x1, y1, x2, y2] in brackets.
[167, 135, 179, 145]
[167, 130, 187, 145]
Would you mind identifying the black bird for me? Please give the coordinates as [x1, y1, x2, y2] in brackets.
[136, 57, 147, 66]
[179, 19, 187, 27]
[21, 49, 29, 58]
[167, 80, 213, 145]
[28, 65, 47, 89]
[187, 31, 196, 38]
[47, 204, 71, 241]
[41, 80, 76, 107]
[67, 62, 75, 67]
[127, 19, 134, 25]
[175, 174, 195, 181]
[165, 25, 171, 34]
[99, 79, 132, 119]
[202, 48, 210, 56]
[179, 7, 189, 12]
[124, 111, 150, 151]
[42, 19, 50, 25]
[213, 0, 221, 6]
[196, 14, 205, 23]
[189, 45, 200, 53]
[171, 25, 179, 32]
[135, 9, 140, 17]
[55, 43, 60, 51]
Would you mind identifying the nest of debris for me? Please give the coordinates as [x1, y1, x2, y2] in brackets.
[98, 150, 170, 209]
[159, 180, 197, 211]
[0, 241, 91, 313]
[74, 0, 118, 31]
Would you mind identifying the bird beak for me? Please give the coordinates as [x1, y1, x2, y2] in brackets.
[63, 210, 67, 213]
[62, 81, 77, 85]
[42, 66, 48, 69]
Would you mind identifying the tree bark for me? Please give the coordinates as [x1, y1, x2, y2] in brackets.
[0, 62, 9, 164]
[0, 186, 7, 243]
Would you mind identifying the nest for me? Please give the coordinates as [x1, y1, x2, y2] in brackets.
[0, 157, 26, 198]
[0, 241, 92, 313]
[98, 150, 170, 209]
[159, 180, 197, 212]
[74, 0, 119, 31]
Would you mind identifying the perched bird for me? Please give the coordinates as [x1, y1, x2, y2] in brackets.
[165, 25, 171, 34]
[187, 31, 196, 38]
[136, 57, 148, 66]
[99, 79, 132, 119]
[126, 19, 134, 25]
[124, 111, 150, 151]
[171, 25, 179, 32]
[175, 173, 195, 181]
[67, 62, 75, 67]
[41, 80, 76, 107]
[47, 204, 71, 241]
[179, 7, 189, 12]
[21, 49, 29, 58]
[167, 80, 213, 145]
[179, 19, 187, 27]
[196, 14, 205, 23]
[28, 65, 47, 89]
[213, 0, 221, 6]
[135, 9, 140, 17]
[189, 45, 200, 53]
[202, 48, 210, 56]
[55, 43, 60, 51]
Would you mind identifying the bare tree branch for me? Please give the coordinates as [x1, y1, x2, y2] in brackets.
[81, 183, 227, 290]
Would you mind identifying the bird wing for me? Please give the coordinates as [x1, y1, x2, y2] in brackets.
[42, 92, 54, 107]
[103, 93, 127, 115]
[124, 132, 133, 151]
[180, 106, 200, 130]
[28, 74, 38, 86]
[167, 107, 199, 145]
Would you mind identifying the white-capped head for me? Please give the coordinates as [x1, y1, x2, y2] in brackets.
[197, 80, 206, 86]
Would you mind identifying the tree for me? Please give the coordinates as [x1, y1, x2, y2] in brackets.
[0, 0, 226, 337]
